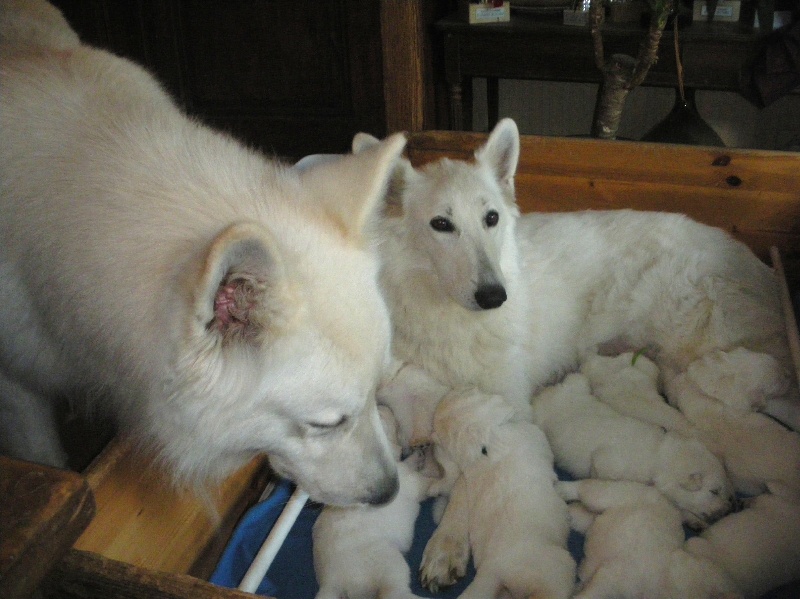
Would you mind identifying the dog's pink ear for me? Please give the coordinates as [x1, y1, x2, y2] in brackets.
[300, 132, 407, 239]
[191, 222, 297, 345]
[476, 118, 520, 191]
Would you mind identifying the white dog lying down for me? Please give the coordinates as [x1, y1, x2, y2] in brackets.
[313, 408, 434, 599]
[557, 479, 742, 599]
[686, 493, 800, 599]
[0, 0, 404, 504]
[420, 389, 575, 599]
[665, 349, 800, 501]
[580, 352, 695, 437]
[532, 373, 734, 529]
[353, 120, 799, 429]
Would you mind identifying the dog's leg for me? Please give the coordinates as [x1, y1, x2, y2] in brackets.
[0, 374, 67, 467]
[420, 476, 471, 592]
[563, 479, 664, 514]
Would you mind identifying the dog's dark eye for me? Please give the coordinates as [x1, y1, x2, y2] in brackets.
[484, 210, 499, 227]
[481, 446, 488, 456]
[430, 216, 455, 233]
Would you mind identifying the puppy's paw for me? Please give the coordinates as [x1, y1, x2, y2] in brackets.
[419, 533, 469, 592]
[555, 480, 581, 502]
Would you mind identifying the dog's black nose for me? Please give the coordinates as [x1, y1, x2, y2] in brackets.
[365, 471, 400, 506]
[475, 284, 507, 309]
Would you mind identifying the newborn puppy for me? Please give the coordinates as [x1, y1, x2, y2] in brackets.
[686, 493, 800, 599]
[666, 355, 800, 501]
[313, 408, 433, 599]
[581, 351, 695, 437]
[420, 389, 575, 599]
[532, 373, 734, 529]
[557, 479, 741, 599]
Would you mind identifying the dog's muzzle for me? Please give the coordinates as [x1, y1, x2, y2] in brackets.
[474, 283, 507, 310]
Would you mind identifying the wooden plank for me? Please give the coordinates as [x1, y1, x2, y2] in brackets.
[44, 549, 260, 599]
[0, 457, 95, 599]
[73, 437, 270, 577]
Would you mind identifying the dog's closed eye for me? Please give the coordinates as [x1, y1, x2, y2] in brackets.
[307, 414, 348, 431]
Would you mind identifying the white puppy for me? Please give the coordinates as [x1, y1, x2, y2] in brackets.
[532, 373, 734, 528]
[580, 352, 696, 437]
[666, 349, 800, 500]
[686, 493, 800, 599]
[313, 408, 432, 599]
[557, 479, 742, 599]
[420, 389, 575, 599]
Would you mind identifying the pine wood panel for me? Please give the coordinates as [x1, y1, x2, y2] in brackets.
[73, 438, 270, 578]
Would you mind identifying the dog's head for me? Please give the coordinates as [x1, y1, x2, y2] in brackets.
[354, 119, 521, 311]
[147, 134, 406, 506]
[431, 388, 520, 472]
[654, 433, 734, 529]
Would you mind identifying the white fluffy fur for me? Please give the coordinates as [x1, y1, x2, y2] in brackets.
[420, 389, 576, 599]
[0, 0, 405, 505]
[557, 479, 741, 599]
[355, 120, 798, 428]
[313, 409, 432, 599]
[666, 350, 800, 501]
[580, 352, 696, 437]
[686, 493, 800, 599]
[532, 373, 734, 528]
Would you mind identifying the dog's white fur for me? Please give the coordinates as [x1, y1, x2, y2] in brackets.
[0, 0, 404, 505]
[532, 373, 734, 528]
[420, 389, 575, 599]
[557, 479, 742, 599]
[666, 350, 800, 500]
[354, 120, 798, 428]
[312, 408, 431, 599]
[580, 352, 696, 437]
[686, 493, 800, 599]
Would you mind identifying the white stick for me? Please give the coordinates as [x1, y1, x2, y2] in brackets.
[238, 487, 310, 594]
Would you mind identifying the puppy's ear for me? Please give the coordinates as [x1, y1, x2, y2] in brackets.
[300, 133, 406, 240]
[680, 472, 704, 492]
[191, 222, 298, 346]
[475, 118, 520, 192]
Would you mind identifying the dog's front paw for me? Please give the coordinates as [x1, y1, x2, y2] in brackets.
[419, 533, 469, 593]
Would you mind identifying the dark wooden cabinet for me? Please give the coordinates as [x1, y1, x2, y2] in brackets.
[52, 0, 389, 159]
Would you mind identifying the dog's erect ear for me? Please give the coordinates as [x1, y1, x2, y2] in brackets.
[475, 118, 520, 190]
[680, 472, 704, 492]
[353, 132, 413, 217]
[352, 132, 381, 153]
[300, 132, 407, 239]
[191, 222, 297, 346]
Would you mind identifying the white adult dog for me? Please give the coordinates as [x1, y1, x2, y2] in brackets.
[353, 120, 798, 428]
[313, 408, 432, 599]
[557, 479, 742, 599]
[0, 0, 403, 505]
[420, 389, 576, 599]
[531, 373, 734, 528]
[666, 348, 800, 501]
